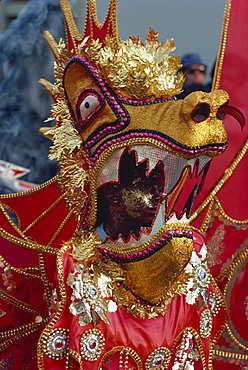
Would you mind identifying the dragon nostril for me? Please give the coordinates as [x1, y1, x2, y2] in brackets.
[191, 102, 210, 123]
[217, 103, 228, 120]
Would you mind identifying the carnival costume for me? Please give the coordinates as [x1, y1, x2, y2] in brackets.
[0, 0, 247, 369]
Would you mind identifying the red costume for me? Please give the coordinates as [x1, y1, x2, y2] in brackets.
[38, 230, 227, 369]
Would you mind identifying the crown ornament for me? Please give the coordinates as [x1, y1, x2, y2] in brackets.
[42, 0, 184, 100]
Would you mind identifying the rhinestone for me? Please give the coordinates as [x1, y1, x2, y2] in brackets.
[81, 329, 105, 361]
[46, 329, 68, 359]
[151, 353, 165, 367]
[145, 347, 171, 370]
[85, 283, 99, 301]
[195, 265, 209, 287]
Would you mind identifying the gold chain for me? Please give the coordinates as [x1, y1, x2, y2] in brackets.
[0, 319, 48, 352]
[0, 290, 43, 316]
[47, 207, 75, 246]
[214, 349, 248, 361]
[23, 193, 67, 233]
[0, 227, 57, 255]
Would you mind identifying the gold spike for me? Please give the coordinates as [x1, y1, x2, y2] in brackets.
[43, 31, 60, 60]
[39, 125, 58, 140]
[105, 0, 119, 43]
[59, 0, 82, 50]
[39, 78, 55, 101]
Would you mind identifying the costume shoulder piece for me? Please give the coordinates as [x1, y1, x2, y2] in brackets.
[0, 0, 246, 369]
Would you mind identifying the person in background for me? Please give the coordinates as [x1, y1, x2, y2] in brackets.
[176, 53, 210, 99]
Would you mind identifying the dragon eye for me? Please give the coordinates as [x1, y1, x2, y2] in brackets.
[191, 102, 210, 123]
[76, 89, 104, 132]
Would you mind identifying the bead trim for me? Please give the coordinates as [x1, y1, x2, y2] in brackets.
[0, 175, 58, 200]
[99, 223, 194, 255]
[64, 56, 130, 149]
[100, 229, 193, 263]
[98, 346, 142, 370]
[37, 245, 71, 369]
[0, 175, 81, 247]
[111, 269, 189, 319]
[0, 290, 42, 316]
[0, 319, 48, 353]
[0, 226, 58, 255]
[0, 203, 21, 228]
[223, 250, 248, 351]
[118, 95, 173, 105]
[199, 309, 213, 339]
[0, 254, 40, 278]
[172, 327, 207, 370]
[213, 349, 248, 361]
[22, 193, 66, 233]
[89, 130, 227, 164]
[207, 276, 228, 349]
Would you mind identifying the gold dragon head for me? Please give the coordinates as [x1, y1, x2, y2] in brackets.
[40, 0, 244, 234]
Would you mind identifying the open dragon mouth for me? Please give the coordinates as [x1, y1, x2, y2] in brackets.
[97, 145, 211, 244]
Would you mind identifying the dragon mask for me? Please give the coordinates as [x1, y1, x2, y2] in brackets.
[39, 0, 244, 303]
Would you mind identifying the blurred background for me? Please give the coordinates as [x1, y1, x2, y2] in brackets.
[0, 0, 227, 82]
[79, 0, 226, 85]
[0, 0, 226, 191]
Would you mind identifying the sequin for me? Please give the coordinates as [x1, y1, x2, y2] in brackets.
[0, 354, 14, 370]
[0, 309, 6, 318]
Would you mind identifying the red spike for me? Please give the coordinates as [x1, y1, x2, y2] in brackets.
[60, 0, 119, 51]
[83, 0, 119, 46]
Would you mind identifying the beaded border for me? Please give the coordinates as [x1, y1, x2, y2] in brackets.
[0, 318, 48, 353]
[190, 138, 248, 227]
[37, 245, 73, 369]
[199, 309, 213, 339]
[100, 229, 193, 263]
[145, 347, 171, 370]
[172, 327, 207, 370]
[213, 348, 248, 362]
[213, 0, 231, 90]
[98, 346, 143, 370]
[99, 223, 194, 256]
[208, 275, 228, 345]
[43, 328, 69, 360]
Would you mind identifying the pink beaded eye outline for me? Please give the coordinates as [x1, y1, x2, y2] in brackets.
[76, 88, 105, 132]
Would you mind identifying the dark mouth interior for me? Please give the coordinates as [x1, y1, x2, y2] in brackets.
[96, 147, 211, 242]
